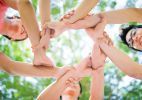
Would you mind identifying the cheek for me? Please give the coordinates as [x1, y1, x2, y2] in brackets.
[133, 43, 142, 50]
[137, 29, 142, 35]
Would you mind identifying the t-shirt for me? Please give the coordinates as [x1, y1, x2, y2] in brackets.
[0, 0, 8, 31]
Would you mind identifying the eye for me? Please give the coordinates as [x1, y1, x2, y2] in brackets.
[132, 29, 137, 37]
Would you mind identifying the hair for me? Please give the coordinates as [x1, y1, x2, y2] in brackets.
[3, 35, 27, 41]
[60, 82, 82, 100]
[2, 16, 27, 41]
[119, 25, 142, 52]
[78, 82, 82, 100]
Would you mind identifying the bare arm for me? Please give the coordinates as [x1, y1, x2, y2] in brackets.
[61, 8, 142, 30]
[37, 69, 75, 100]
[89, 67, 104, 100]
[39, 0, 50, 26]
[0, 52, 64, 78]
[99, 43, 142, 79]
[97, 8, 142, 24]
[65, 0, 99, 23]
[17, 0, 40, 46]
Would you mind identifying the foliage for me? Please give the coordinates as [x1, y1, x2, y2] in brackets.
[0, 0, 142, 100]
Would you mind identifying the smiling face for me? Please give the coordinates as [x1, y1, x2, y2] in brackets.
[62, 83, 81, 100]
[126, 28, 142, 50]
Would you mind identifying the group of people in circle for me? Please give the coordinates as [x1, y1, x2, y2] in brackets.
[0, 0, 142, 99]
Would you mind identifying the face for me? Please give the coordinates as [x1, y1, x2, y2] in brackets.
[126, 28, 142, 50]
[62, 83, 81, 99]
[7, 18, 28, 40]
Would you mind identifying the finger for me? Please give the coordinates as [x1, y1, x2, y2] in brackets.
[40, 29, 45, 37]
[47, 23, 55, 29]
[68, 77, 76, 83]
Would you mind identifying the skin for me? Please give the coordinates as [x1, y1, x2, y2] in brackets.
[48, 9, 142, 80]
[37, 57, 93, 100]
[83, 16, 142, 79]
[63, 0, 99, 23]
[126, 28, 142, 50]
[100, 41, 142, 79]
[0, 52, 72, 78]
[85, 19, 106, 100]
[47, 8, 142, 38]
[0, 17, 28, 40]
[37, 68, 77, 100]
[37, 55, 105, 100]
[3, 0, 18, 10]
[39, 0, 51, 50]
[89, 67, 104, 100]
[61, 82, 80, 100]
[0, 0, 27, 40]
[17, 0, 54, 66]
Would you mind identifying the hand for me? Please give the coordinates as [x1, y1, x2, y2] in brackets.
[75, 56, 93, 78]
[91, 42, 106, 69]
[39, 28, 50, 50]
[85, 16, 107, 41]
[46, 21, 67, 38]
[54, 66, 73, 79]
[60, 10, 75, 22]
[97, 32, 113, 46]
[61, 10, 101, 29]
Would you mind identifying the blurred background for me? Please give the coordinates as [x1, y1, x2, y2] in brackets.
[0, 0, 142, 99]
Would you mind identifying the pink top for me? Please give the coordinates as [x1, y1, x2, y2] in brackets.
[0, 0, 8, 31]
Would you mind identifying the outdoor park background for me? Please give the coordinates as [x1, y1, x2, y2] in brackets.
[0, 0, 142, 99]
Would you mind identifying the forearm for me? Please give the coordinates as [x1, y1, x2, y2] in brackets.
[39, 0, 50, 26]
[37, 72, 71, 100]
[0, 53, 56, 78]
[96, 8, 142, 24]
[70, 0, 99, 23]
[90, 67, 104, 100]
[17, 0, 40, 45]
[100, 43, 142, 79]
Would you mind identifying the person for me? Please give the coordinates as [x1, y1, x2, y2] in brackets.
[81, 15, 142, 79]
[17, 0, 100, 66]
[119, 25, 142, 51]
[99, 28, 142, 79]
[0, 0, 28, 41]
[61, 82, 82, 100]
[17, 0, 54, 67]
[85, 18, 107, 100]
[62, 0, 99, 23]
[46, 8, 142, 38]
[37, 53, 106, 100]
[47, 7, 142, 79]
[37, 56, 103, 100]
